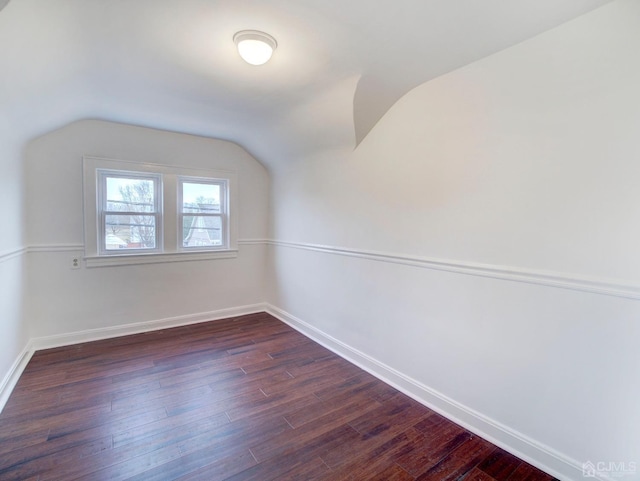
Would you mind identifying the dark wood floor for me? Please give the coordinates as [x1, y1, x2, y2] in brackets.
[0, 312, 556, 481]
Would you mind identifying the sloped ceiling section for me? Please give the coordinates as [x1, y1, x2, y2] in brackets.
[0, 0, 612, 168]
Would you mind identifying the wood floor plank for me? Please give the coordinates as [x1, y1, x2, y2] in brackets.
[463, 467, 500, 481]
[416, 435, 496, 481]
[476, 447, 524, 480]
[506, 462, 556, 481]
[173, 450, 258, 481]
[347, 392, 431, 439]
[0, 312, 558, 481]
[268, 456, 332, 481]
[93, 438, 253, 481]
[259, 370, 341, 397]
[395, 424, 472, 477]
[112, 411, 230, 449]
[0, 429, 50, 457]
[175, 409, 293, 459]
[369, 464, 415, 481]
[249, 401, 378, 463]
[324, 427, 425, 479]
[284, 388, 382, 428]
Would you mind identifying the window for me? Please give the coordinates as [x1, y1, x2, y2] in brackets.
[99, 172, 162, 254]
[83, 156, 237, 267]
[179, 179, 226, 249]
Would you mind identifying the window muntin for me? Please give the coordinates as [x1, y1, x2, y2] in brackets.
[98, 172, 162, 254]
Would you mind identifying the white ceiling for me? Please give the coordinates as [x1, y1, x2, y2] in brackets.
[0, 0, 613, 168]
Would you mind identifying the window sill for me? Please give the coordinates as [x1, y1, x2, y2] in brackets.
[85, 249, 238, 268]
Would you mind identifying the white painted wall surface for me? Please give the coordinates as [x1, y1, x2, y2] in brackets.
[268, 0, 640, 478]
[0, 136, 30, 407]
[0, 254, 28, 408]
[25, 120, 269, 338]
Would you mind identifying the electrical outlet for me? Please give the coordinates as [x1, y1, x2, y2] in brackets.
[71, 257, 81, 269]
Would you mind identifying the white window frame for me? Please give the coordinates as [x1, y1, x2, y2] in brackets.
[98, 170, 163, 256]
[178, 177, 229, 251]
[83, 156, 238, 267]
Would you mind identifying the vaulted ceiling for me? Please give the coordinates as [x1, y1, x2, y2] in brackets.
[0, 0, 613, 168]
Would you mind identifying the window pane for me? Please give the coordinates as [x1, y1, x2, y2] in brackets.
[183, 215, 222, 247]
[106, 177, 155, 213]
[105, 214, 156, 250]
[182, 182, 221, 214]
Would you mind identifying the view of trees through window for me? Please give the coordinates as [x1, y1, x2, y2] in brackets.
[103, 176, 224, 250]
[105, 176, 157, 250]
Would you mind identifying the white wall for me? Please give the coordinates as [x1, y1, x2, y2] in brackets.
[267, 1, 640, 479]
[25, 120, 269, 339]
[0, 135, 29, 407]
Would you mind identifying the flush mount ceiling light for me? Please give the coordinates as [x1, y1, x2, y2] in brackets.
[233, 30, 277, 66]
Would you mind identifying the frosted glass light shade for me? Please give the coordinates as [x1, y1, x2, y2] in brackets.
[233, 30, 277, 66]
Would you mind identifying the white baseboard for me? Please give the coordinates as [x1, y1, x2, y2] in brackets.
[0, 344, 34, 413]
[265, 303, 594, 481]
[0, 303, 267, 414]
[30, 303, 268, 351]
